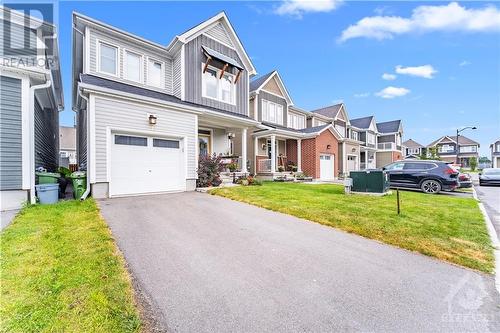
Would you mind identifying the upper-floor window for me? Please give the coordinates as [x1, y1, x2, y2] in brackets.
[262, 99, 283, 125]
[396, 134, 402, 146]
[350, 130, 359, 141]
[98, 42, 118, 76]
[148, 59, 163, 88]
[460, 145, 477, 153]
[496, 144, 500, 152]
[366, 132, 375, 145]
[335, 123, 346, 137]
[288, 113, 305, 129]
[407, 148, 420, 154]
[125, 51, 142, 83]
[314, 119, 327, 127]
[438, 144, 454, 153]
[202, 64, 236, 104]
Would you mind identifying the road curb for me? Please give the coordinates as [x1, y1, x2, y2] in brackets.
[473, 187, 500, 295]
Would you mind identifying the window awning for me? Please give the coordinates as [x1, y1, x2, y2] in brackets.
[202, 46, 243, 70]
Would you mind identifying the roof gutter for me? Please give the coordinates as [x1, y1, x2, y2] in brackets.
[77, 87, 91, 201]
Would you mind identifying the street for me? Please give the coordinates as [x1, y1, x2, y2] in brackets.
[472, 174, 500, 238]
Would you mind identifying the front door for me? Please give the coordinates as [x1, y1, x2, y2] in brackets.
[198, 130, 211, 157]
[347, 155, 357, 172]
[320, 154, 334, 180]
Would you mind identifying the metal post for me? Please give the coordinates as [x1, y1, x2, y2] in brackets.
[456, 129, 460, 165]
[396, 188, 400, 215]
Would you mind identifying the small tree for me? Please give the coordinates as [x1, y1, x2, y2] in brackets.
[427, 147, 440, 160]
[197, 154, 225, 187]
[469, 157, 478, 171]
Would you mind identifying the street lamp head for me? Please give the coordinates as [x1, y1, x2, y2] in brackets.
[472, 126, 477, 130]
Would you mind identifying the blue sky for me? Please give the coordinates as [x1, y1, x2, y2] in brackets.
[57, 1, 500, 156]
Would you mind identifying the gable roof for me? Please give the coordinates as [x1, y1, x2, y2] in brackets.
[166, 11, 256, 75]
[377, 120, 402, 134]
[350, 116, 374, 129]
[402, 139, 424, 149]
[249, 70, 293, 105]
[311, 103, 343, 120]
[427, 135, 480, 147]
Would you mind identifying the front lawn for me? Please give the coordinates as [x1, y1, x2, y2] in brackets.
[211, 182, 494, 273]
[0, 199, 141, 333]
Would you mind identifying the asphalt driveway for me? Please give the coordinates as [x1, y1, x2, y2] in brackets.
[99, 192, 500, 332]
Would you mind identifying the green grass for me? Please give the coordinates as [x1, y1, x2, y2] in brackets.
[211, 182, 494, 273]
[0, 200, 141, 333]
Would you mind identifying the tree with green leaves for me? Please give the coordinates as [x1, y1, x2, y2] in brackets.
[469, 157, 478, 171]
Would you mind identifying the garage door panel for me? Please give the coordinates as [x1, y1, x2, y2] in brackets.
[320, 154, 334, 180]
[110, 135, 185, 196]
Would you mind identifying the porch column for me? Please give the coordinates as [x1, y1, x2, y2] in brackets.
[254, 136, 259, 174]
[241, 128, 248, 172]
[270, 135, 276, 172]
[297, 139, 302, 172]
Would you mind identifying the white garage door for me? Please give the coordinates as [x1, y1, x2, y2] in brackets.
[110, 134, 185, 196]
[319, 154, 334, 180]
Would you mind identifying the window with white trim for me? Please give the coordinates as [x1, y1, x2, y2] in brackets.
[262, 99, 283, 125]
[148, 59, 163, 88]
[288, 112, 305, 129]
[98, 42, 118, 75]
[438, 144, 454, 153]
[125, 51, 142, 83]
[335, 123, 346, 137]
[459, 145, 477, 153]
[350, 130, 358, 141]
[366, 132, 375, 145]
[202, 64, 236, 104]
[314, 119, 327, 127]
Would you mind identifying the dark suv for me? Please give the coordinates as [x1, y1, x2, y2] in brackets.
[382, 160, 459, 194]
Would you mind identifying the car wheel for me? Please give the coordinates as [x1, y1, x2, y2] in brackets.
[421, 179, 442, 194]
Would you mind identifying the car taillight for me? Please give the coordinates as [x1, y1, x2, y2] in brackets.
[444, 168, 457, 175]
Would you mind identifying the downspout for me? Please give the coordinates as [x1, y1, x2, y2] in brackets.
[77, 88, 91, 200]
[29, 79, 52, 204]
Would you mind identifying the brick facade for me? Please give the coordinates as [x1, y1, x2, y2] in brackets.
[392, 151, 402, 162]
[301, 129, 339, 179]
[286, 139, 298, 167]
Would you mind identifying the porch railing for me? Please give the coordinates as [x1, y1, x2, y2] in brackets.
[360, 162, 366, 170]
[377, 142, 397, 150]
[257, 159, 272, 172]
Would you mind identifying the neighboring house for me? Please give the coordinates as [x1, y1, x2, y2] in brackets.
[59, 126, 77, 166]
[310, 103, 362, 176]
[349, 116, 378, 170]
[402, 139, 425, 158]
[246, 71, 343, 180]
[73, 12, 261, 198]
[0, 7, 64, 210]
[491, 139, 500, 168]
[375, 120, 403, 168]
[427, 135, 480, 167]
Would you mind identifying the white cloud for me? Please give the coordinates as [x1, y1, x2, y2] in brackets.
[338, 2, 500, 42]
[382, 73, 397, 80]
[395, 65, 437, 79]
[275, 0, 341, 18]
[459, 60, 471, 66]
[375, 86, 410, 99]
[354, 92, 370, 98]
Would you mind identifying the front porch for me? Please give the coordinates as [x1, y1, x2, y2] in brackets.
[252, 134, 303, 177]
[360, 148, 377, 170]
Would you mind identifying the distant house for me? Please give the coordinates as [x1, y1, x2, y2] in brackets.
[491, 139, 500, 168]
[375, 120, 403, 168]
[427, 135, 480, 167]
[59, 126, 77, 166]
[402, 139, 425, 158]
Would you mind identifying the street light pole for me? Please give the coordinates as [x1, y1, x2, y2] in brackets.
[455, 126, 478, 165]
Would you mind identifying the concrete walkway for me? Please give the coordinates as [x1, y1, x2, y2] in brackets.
[100, 192, 500, 333]
[1, 209, 19, 231]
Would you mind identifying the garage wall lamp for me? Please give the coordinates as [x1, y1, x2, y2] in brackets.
[326, 144, 331, 149]
[148, 114, 158, 125]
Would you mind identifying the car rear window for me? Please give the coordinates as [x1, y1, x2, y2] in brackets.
[484, 169, 500, 175]
[403, 163, 435, 170]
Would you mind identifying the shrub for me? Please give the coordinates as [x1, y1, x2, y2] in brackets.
[469, 157, 478, 171]
[227, 162, 238, 172]
[197, 154, 225, 187]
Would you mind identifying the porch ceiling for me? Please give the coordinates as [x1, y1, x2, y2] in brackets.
[198, 112, 257, 129]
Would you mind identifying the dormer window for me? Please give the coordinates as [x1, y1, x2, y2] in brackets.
[98, 42, 118, 76]
[202, 64, 236, 105]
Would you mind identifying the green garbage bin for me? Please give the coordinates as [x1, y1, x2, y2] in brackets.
[350, 170, 389, 193]
[349, 171, 367, 192]
[70, 171, 87, 200]
[36, 172, 61, 184]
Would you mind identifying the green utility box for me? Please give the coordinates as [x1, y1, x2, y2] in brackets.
[70, 171, 87, 200]
[36, 172, 61, 184]
[349, 170, 389, 193]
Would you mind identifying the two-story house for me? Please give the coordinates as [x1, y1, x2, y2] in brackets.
[72, 12, 260, 198]
[427, 135, 480, 167]
[349, 116, 378, 170]
[0, 7, 64, 210]
[402, 139, 425, 158]
[375, 120, 403, 167]
[491, 139, 500, 168]
[310, 103, 362, 176]
[246, 71, 343, 180]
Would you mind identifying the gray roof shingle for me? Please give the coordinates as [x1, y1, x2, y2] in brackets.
[350, 116, 374, 129]
[80, 74, 254, 121]
[377, 120, 401, 133]
[402, 139, 424, 149]
[299, 124, 330, 134]
[311, 103, 343, 119]
[249, 71, 275, 92]
[427, 135, 480, 147]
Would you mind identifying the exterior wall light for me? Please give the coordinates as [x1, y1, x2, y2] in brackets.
[148, 114, 157, 125]
[327, 144, 331, 149]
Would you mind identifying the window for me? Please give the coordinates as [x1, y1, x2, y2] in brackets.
[262, 99, 283, 125]
[403, 163, 436, 170]
[350, 130, 359, 141]
[335, 124, 346, 137]
[125, 51, 142, 82]
[385, 162, 404, 171]
[439, 144, 454, 153]
[460, 146, 477, 153]
[315, 119, 327, 127]
[153, 139, 180, 149]
[148, 59, 163, 88]
[115, 135, 147, 146]
[99, 42, 118, 75]
[288, 113, 305, 129]
[366, 132, 375, 145]
[396, 134, 401, 146]
[202, 64, 236, 104]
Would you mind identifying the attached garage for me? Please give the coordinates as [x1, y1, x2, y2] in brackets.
[110, 133, 186, 196]
[319, 154, 334, 180]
